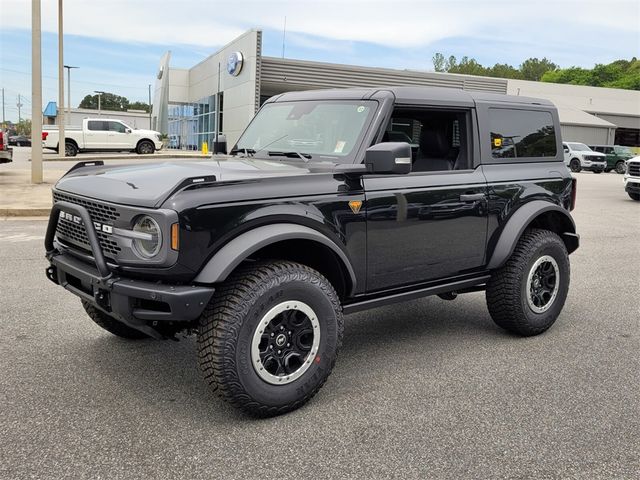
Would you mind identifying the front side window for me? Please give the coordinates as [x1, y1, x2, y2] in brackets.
[380, 108, 470, 172]
[108, 122, 127, 133]
[490, 109, 557, 159]
[234, 100, 377, 162]
[614, 146, 633, 155]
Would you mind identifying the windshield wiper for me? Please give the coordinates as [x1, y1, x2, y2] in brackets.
[229, 147, 256, 157]
[267, 151, 312, 162]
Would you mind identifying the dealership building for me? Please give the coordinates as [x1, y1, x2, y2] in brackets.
[151, 29, 640, 150]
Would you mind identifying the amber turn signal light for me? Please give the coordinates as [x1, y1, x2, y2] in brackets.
[170, 223, 179, 250]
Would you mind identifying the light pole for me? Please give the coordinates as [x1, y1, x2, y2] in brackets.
[31, 0, 43, 184]
[148, 84, 152, 129]
[57, 0, 65, 157]
[94, 90, 105, 116]
[63, 65, 78, 124]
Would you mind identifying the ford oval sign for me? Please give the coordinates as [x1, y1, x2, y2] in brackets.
[227, 51, 244, 77]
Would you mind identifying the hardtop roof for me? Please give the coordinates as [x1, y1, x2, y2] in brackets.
[271, 86, 554, 108]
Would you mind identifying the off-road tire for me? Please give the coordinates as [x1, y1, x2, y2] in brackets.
[136, 140, 155, 155]
[198, 260, 343, 417]
[615, 161, 626, 174]
[486, 229, 570, 337]
[65, 141, 78, 157]
[628, 192, 640, 201]
[569, 158, 581, 173]
[81, 300, 149, 339]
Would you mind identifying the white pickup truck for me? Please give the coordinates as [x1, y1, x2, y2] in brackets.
[43, 118, 163, 157]
[562, 142, 606, 173]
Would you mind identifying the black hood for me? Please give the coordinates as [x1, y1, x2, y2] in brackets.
[54, 156, 337, 208]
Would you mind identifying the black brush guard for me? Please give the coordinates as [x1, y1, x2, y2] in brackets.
[45, 201, 214, 338]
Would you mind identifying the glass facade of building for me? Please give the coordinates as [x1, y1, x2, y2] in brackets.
[167, 95, 218, 150]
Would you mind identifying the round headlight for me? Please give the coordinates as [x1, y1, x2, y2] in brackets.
[132, 215, 162, 258]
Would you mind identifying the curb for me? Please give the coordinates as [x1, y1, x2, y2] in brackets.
[1, 208, 51, 217]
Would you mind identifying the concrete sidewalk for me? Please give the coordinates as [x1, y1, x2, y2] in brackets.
[0, 147, 211, 217]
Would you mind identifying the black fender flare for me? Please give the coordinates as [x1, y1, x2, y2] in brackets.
[193, 223, 357, 294]
[486, 201, 578, 270]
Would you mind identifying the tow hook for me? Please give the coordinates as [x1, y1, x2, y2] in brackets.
[45, 266, 59, 284]
[94, 288, 111, 310]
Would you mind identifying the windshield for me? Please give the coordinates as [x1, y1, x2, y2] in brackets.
[614, 146, 633, 155]
[234, 100, 377, 162]
[568, 142, 591, 151]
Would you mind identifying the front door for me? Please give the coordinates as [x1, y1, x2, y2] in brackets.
[364, 107, 488, 291]
[107, 121, 130, 149]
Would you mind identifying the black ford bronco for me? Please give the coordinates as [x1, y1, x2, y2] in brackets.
[45, 87, 579, 416]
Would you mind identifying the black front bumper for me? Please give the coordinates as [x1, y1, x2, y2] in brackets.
[45, 201, 214, 338]
[625, 182, 640, 194]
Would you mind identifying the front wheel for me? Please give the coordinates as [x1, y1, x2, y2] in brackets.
[569, 158, 581, 173]
[136, 140, 155, 154]
[198, 261, 343, 417]
[593, 169, 602, 174]
[615, 161, 626, 174]
[628, 192, 640, 201]
[486, 229, 570, 336]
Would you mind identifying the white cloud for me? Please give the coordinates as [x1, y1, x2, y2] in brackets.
[2, 0, 637, 50]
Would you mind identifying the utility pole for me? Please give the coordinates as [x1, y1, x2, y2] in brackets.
[94, 90, 104, 116]
[64, 65, 78, 124]
[1, 88, 5, 127]
[148, 84, 151, 129]
[31, 0, 43, 184]
[58, 0, 65, 156]
[17, 94, 23, 122]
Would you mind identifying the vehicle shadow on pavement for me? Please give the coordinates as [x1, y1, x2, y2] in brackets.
[80, 294, 498, 420]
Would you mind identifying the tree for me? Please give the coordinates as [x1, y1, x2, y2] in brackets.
[520, 58, 558, 81]
[432, 53, 447, 72]
[128, 101, 150, 113]
[541, 58, 640, 90]
[15, 119, 31, 136]
[431, 52, 638, 90]
[79, 92, 130, 111]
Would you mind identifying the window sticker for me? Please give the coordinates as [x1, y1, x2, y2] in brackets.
[357, 106, 365, 113]
[334, 140, 346, 153]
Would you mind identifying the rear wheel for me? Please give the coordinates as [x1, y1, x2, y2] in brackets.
[198, 260, 343, 417]
[82, 301, 149, 339]
[615, 161, 626, 174]
[136, 140, 155, 155]
[569, 158, 581, 173]
[65, 141, 78, 157]
[486, 229, 570, 336]
[628, 192, 640, 201]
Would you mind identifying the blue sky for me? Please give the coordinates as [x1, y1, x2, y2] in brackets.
[1, 0, 638, 123]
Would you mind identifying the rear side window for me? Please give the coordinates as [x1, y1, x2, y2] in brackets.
[489, 109, 557, 159]
[87, 121, 107, 131]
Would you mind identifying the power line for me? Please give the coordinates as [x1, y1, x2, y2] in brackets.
[1, 67, 151, 90]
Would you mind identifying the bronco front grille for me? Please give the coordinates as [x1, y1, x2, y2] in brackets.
[52, 192, 122, 258]
[53, 191, 120, 223]
[628, 163, 640, 177]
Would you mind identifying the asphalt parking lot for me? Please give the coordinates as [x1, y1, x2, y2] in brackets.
[1, 171, 638, 479]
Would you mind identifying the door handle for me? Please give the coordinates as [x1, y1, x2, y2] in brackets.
[459, 193, 485, 202]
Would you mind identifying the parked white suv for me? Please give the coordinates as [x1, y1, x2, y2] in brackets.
[624, 156, 640, 201]
[43, 118, 162, 157]
[563, 142, 606, 173]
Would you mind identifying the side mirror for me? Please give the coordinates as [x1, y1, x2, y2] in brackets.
[213, 134, 227, 155]
[365, 142, 412, 174]
[125, 128, 132, 134]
